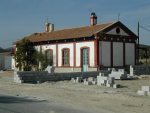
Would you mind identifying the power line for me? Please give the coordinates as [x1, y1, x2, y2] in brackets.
[139, 25, 150, 32]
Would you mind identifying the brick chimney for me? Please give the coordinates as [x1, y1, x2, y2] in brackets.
[90, 12, 97, 26]
[45, 23, 54, 32]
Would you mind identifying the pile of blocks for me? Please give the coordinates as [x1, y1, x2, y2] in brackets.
[83, 77, 97, 85]
[108, 68, 127, 80]
[71, 73, 120, 88]
[137, 86, 150, 96]
[97, 73, 119, 88]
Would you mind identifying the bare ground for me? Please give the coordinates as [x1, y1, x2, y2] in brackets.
[0, 71, 150, 113]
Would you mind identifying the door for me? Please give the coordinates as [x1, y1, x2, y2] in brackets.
[81, 48, 89, 72]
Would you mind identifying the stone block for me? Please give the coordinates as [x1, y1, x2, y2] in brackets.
[113, 84, 120, 88]
[147, 91, 150, 96]
[88, 77, 94, 82]
[137, 90, 146, 96]
[71, 78, 76, 83]
[76, 77, 82, 83]
[84, 81, 92, 85]
[141, 86, 150, 92]
[92, 81, 96, 85]
[108, 77, 115, 84]
[106, 83, 111, 87]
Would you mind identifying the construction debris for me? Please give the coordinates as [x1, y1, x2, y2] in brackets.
[137, 86, 150, 96]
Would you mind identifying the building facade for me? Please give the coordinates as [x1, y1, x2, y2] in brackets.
[14, 13, 137, 72]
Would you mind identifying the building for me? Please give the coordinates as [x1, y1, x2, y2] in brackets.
[14, 13, 138, 72]
[0, 48, 14, 70]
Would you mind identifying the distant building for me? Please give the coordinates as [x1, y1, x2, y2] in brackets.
[0, 48, 14, 70]
[14, 12, 138, 72]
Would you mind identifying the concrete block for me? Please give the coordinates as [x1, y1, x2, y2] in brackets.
[141, 86, 150, 92]
[84, 81, 92, 85]
[147, 91, 150, 96]
[106, 83, 111, 87]
[99, 72, 104, 76]
[137, 90, 146, 96]
[88, 77, 94, 82]
[76, 77, 82, 83]
[108, 77, 115, 84]
[92, 81, 96, 85]
[71, 78, 76, 83]
[113, 84, 120, 88]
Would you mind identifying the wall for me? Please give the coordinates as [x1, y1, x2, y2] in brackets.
[125, 43, 135, 65]
[35, 41, 95, 72]
[99, 41, 111, 66]
[4, 55, 12, 70]
[76, 41, 95, 67]
[113, 42, 123, 66]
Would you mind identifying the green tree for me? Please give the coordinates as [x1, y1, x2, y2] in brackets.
[35, 49, 47, 71]
[15, 38, 36, 71]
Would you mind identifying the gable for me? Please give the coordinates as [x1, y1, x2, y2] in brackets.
[106, 27, 129, 36]
[102, 21, 137, 39]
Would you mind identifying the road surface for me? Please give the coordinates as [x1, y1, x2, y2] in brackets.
[0, 94, 89, 113]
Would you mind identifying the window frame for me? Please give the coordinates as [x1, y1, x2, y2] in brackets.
[62, 48, 70, 66]
[45, 49, 53, 66]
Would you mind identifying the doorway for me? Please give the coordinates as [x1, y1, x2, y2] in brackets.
[81, 48, 89, 72]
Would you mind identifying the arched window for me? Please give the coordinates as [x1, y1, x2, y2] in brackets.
[45, 49, 53, 66]
[62, 48, 70, 66]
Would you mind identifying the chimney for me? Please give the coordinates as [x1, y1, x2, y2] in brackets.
[90, 12, 97, 26]
[45, 23, 54, 32]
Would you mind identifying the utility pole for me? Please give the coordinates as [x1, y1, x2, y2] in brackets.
[137, 22, 140, 65]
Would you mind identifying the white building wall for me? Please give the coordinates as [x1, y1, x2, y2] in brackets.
[107, 27, 129, 36]
[113, 42, 123, 66]
[76, 41, 94, 67]
[42, 45, 56, 66]
[125, 43, 135, 65]
[99, 41, 111, 66]
[5, 56, 12, 70]
[58, 43, 74, 66]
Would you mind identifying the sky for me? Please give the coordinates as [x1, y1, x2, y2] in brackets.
[0, 0, 150, 48]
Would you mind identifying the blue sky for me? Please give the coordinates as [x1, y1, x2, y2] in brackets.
[0, 0, 150, 48]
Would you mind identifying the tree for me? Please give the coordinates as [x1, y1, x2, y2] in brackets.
[35, 49, 47, 71]
[15, 38, 36, 71]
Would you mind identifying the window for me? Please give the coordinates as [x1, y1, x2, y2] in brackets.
[62, 49, 69, 66]
[45, 49, 53, 66]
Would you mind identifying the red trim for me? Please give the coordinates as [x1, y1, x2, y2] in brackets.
[73, 42, 76, 67]
[123, 42, 125, 67]
[61, 48, 70, 67]
[80, 47, 90, 67]
[94, 39, 97, 67]
[97, 39, 99, 67]
[56, 43, 58, 67]
[110, 41, 113, 67]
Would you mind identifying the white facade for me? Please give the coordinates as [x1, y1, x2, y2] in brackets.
[0, 53, 13, 70]
[125, 43, 135, 65]
[107, 27, 129, 36]
[76, 41, 95, 67]
[113, 42, 123, 66]
[58, 43, 74, 66]
[99, 41, 111, 66]
[34, 41, 95, 71]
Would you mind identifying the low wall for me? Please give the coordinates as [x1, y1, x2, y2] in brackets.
[15, 71, 101, 83]
[133, 65, 150, 75]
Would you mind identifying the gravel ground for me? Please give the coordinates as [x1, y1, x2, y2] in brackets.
[0, 71, 150, 113]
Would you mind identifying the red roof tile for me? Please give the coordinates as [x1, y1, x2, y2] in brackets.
[26, 22, 114, 42]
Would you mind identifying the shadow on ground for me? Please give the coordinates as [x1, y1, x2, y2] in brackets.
[0, 95, 46, 104]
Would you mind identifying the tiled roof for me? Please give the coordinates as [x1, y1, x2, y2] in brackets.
[26, 22, 114, 43]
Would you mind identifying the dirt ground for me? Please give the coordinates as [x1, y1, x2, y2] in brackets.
[0, 71, 150, 113]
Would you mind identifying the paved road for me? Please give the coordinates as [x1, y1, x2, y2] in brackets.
[0, 94, 89, 113]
